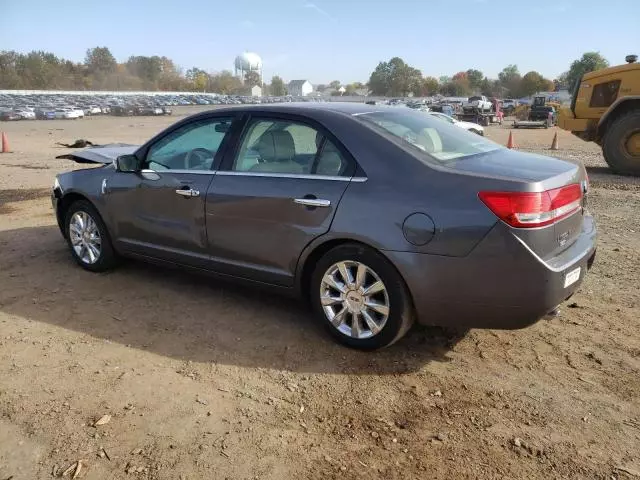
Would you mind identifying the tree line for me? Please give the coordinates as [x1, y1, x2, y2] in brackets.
[0, 46, 609, 99]
[0, 47, 286, 95]
[364, 52, 609, 98]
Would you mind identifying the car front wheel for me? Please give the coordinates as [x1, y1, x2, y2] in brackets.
[64, 200, 118, 272]
[310, 244, 414, 350]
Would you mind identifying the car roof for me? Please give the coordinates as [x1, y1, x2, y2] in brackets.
[189, 102, 399, 119]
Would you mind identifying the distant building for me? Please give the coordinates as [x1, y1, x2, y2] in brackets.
[250, 85, 262, 97]
[239, 85, 262, 97]
[288, 80, 313, 97]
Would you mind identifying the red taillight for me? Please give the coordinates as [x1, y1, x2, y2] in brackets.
[479, 184, 582, 228]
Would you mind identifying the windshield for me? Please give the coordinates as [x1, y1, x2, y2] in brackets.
[356, 109, 501, 163]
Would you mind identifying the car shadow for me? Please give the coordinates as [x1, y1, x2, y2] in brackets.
[0, 225, 464, 374]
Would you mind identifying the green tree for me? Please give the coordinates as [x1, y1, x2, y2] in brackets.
[520, 71, 547, 96]
[315, 84, 327, 92]
[466, 69, 484, 90]
[440, 80, 471, 96]
[498, 64, 522, 97]
[564, 52, 609, 93]
[244, 70, 261, 88]
[421, 76, 439, 96]
[269, 75, 286, 96]
[368, 57, 423, 96]
[209, 70, 242, 94]
[329, 80, 341, 89]
[186, 67, 209, 91]
[85, 47, 117, 74]
[480, 77, 492, 96]
[126, 56, 163, 88]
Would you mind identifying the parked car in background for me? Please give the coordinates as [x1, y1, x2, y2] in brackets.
[52, 103, 596, 350]
[135, 106, 164, 116]
[69, 107, 85, 118]
[14, 109, 36, 120]
[502, 99, 517, 115]
[55, 109, 80, 119]
[427, 111, 485, 135]
[112, 105, 134, 116]
[0, 110, 22, 121]
[36, 108, 57, 120]
[463, 95, 492, 113]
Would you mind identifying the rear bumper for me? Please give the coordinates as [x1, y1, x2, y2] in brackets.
[384, 214, 597, 329]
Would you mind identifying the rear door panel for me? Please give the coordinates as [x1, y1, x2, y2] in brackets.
[205, 173, 349, 286]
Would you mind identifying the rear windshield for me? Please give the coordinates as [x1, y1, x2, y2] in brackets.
[356, 109, 501, 163]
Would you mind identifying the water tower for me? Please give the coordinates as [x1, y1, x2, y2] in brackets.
[234, 52, 263, 85]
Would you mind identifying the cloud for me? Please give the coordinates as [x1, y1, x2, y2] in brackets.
[303, 2, 335, 21]
[240, 20, 254, 29]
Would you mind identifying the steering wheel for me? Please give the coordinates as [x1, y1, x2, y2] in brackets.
[184, 148, 214, 169]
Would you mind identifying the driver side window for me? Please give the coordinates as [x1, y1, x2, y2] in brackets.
[146, 117, 233, 171]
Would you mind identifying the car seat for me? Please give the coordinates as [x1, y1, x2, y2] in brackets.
[416, 128, 443, 154]
[250, 130, 303, 174]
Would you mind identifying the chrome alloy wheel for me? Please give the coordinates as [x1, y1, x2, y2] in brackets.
[320, 261, 390, 339]
[69, 211, 102, 265]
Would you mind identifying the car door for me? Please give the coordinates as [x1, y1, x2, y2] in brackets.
[205, 114, 356, 286]
[106, 115, 237, 268]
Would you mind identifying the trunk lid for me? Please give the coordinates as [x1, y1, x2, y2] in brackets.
[448, 149, 588, 260]
[447, 148, 579, 185]
[55, 144, 139, 164]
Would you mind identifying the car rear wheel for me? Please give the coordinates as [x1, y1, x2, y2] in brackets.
[310, 244, 414, 350]
[64, 200, 118, 272]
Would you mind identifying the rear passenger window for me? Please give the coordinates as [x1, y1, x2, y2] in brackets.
[589, 80, 621, 108]
[232, 119, 348, 176]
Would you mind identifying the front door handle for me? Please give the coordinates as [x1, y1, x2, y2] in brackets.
[293, 198, 331, 207]
[175, 188, 200, 198]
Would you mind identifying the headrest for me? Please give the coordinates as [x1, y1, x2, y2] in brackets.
[417, 128, 443, 153]
[255, 130, 295, 162]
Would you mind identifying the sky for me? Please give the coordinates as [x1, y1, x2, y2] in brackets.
[2, 0, 639, 84]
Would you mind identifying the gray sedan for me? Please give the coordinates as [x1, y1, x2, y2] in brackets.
[52, 103, 596, 349]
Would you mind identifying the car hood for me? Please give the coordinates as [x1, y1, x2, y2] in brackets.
[55, 144, 139, 164]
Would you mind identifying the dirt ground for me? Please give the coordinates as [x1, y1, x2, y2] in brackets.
[0, 107, 639, 480]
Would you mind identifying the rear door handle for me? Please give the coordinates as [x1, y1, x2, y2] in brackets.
[175, 188, 200, 198]
[293, 198, 331, 207]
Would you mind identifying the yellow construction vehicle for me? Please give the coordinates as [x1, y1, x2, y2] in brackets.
[558, 54, 640, 175]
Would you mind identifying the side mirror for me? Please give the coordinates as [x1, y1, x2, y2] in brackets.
[116, 154, 141, 172]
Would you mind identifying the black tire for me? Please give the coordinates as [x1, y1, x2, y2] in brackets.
[310, 243, 414, 350]
[602, 110, 640, 176]
[64, 200, 118, 272]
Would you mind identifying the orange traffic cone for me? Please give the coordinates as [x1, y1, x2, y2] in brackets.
[550, 132, 559, 150]
[507, 131, 517, 149]
[1, 132, 9, 153]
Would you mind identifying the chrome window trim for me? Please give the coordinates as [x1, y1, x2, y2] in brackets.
[137, 169, 368, 182]
[216, 171, 367, 182]
[141, 168, 216, 175]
